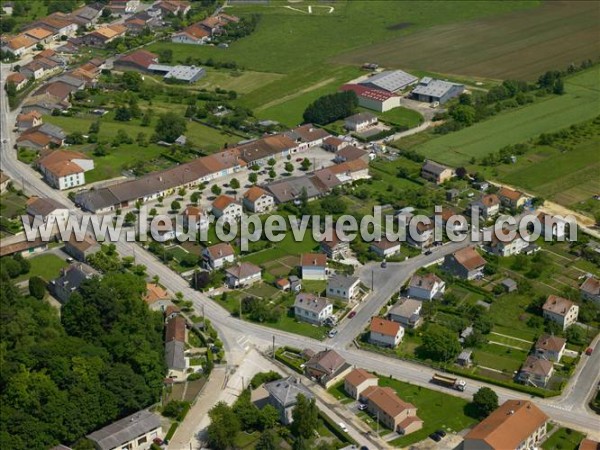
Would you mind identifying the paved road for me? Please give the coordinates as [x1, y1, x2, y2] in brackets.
[1, 62, 599, 440]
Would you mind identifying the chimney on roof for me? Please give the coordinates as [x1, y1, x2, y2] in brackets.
[508, 410, 515, 415]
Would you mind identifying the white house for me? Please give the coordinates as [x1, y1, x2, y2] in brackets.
[542, 295, 579, 330]
[407, 273, 445, 300]
[212, 194, 242, 223]
[243, 186, 275, 213]
[87, 409, 162, 450]
[537, 212, 569, 240]
[388, 299, 423, 329]
[202, 242, 235, 270]
[369, 317, 404, 348]
[344, 112, 378, 132]
[38, 150, 94, 190]
[326, 274, 360, 301]
[471, 194, 501, 218]
[294, 293, 333, 325]
[183, 206, 209, 232]
[300, 253, 327, 280]
[26, 196, 70, 229]
[484, 233, 530, 257]
[370, 238, 401, 258]
[225, 262, 261, 288]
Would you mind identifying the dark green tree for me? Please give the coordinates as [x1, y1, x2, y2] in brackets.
[291, 394, 318, 439]
[28, 276, 46, 300]
[472, 387, 499, 418]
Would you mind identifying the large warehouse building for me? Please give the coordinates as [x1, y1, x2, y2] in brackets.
[411, 77, 464, 104]
[359, 70, 419, 92]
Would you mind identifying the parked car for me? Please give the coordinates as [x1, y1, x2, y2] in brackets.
[328, 329, 338, 338]
[348, 311, 356, 319]
[358, 403, 367, 411]
[296, 157, 303, 162]
[435, 430, 447, 437]
[65, 257, 74, 263]
[424, 250, 432, 255]
[381, 260, 387, 268]
[586, 347, 594, 355]
[429, 433, 442, 442]
[339, 422, 348, 432]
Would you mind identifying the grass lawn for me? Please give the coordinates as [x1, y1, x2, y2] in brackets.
[379, 378, 477, 447]
[0, 191, 28, 219]
[242, 232, 318, 265]
[414, 67, 600, 167]
[327, 381, 354, 404]
[16, 253, 69, 283]
[378, 107, 424, 129]
[196, 69, 285, 94]
[541, 428, 585, 450]
[474, 343, 528, 373]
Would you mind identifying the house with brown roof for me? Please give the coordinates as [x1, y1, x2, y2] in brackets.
[26, 196, 70, 228]
[235, 134, 297, 166]
[20, 92, 70, 116]
[320, 230, 350, 259]
[64, 234, 100, 262]
[369, 237, 401, 258]
[421, 160, 453, 185]
[16, 111, 43, 131]
[24, 27, 55, 44]
[284, 124, 330, 151]
[172, 23, 210, 45]
[143, 283, 171, 311]
[580, 276, 600, 305]
[470, 194, 501, 218]
[518, 355, 554, 388]
[463, 400, 548, 450]
[108, 0, 140, 14]
[294, 293, 332, 326]
[183, 205, 208, 231]
[243, 186, 274, 213]
[225, 262, 261, 288]
[442, 246, 486, 280]
[360, 386, 423, 435]
[114, 49, 159, 72]
[82, 24, 127, 46]
[17, 125, 65, 152]
[0, 171, 10, 194]
[407, 272, 446, 300]
[334, 145, 369, 164]
[406, 220, 435, 250]
[38, 150, 94, 190]
[498, 186, 527, 209]
[7, 72, 28, 91]
[165, 315, 187, 377]
[2, 34, 37, 57]
[300, 253, 328, 280]
[0, 237, 49, 258]
[212, 194, 242, 223]
[534, 334, 566, 362]
[157, 0, 191, 16]
[304, 349, 350, 387]
[542, 295, 579, 330]
[202, 242, 235, 270]
[579, 439, 600, 450]
[370, 317, 404, 347]
[323, 136, 349, 152]
[344, 368, 378, 400]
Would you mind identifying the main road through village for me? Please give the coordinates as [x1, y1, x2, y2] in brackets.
[1, 62, 598, 446]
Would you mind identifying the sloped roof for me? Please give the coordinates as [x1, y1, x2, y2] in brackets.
[26, 196, 68, 217]
[264, 376, 314, 408]
[370, 317, 401, 337]
[543, 295, 575, 316]
[212, 194, 238, 211]
[361, 386, 416, 418]
[243, 185, 270, 203]
[86, 410, 161, 450]
[580, 277, 600, 296]
[294, 293, 331, 314]
[225, 262, 261, 280]
[306, 349, 345, 375]
[300, 253, 327, 267]
[408, 273, 443, 291]
[535, 334, 566, 353]
[205, 242, 235, 260]
[498, 186, 524, 201]
[165, 315, 186, 343]
[451, 247, 486, 271]
[345, 368, 377, 389]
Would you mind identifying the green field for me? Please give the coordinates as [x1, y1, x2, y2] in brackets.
[541, 428, 585, 450]
[379, 107, 424, 129]
[414, 67, 600, 166]
[334, 1, 600, 81]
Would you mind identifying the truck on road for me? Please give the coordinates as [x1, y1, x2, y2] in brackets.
[431, 373, 466, 391]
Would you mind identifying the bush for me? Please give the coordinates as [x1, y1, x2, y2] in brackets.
[28, 276, 47, 300]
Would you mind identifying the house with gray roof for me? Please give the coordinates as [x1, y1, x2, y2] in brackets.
[267, 176, 322, 204]
[263, 376, 314, 425]
[388, 298, 423, 329]
[50, 263, 98, 304]
[294, 293, 333, 325]
[411, 77, 464, 104]
[326, 274, 360, 301]
[359, 70, 418, 92]
[344, 112, 378, 132]
[86, 409, 162, 450]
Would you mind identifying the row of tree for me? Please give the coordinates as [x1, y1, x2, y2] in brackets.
[303, 91, 358, 125]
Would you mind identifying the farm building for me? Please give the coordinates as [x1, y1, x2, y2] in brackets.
[411, 77, 464, 104]
[359, 70, 418, 92]
[340, 84, 401, 112]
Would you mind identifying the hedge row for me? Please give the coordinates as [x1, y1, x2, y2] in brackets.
[318, 411, 356, 445]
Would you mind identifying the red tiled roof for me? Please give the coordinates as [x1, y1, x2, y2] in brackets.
[212, 194, 237, 211]
[300, 253, 327, 267]
[117, 49, 159, 69]
[370, 317, 401, 337]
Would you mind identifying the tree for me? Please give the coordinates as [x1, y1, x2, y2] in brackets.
[207, 402, 240, 450]
[230, 178, 240, 191]
[301, 158, 311, 171]
[259, 404, 280, 430]
[28, 276, 46, 299]
[141, 109, 153, 127]
[450, 104, 476, 126]
[248, 172, 258, 184]
[114, 106, 132, 121]
[291, 394, 318, 439]
[124, 212, 136, 225]
[455, 167, 467, 179]
[211, 184, 222, 196]
[284, 162, 294, 174]
[136, 132, 148, 147]
[472, 387, 499, 418]
[418, 326, 461, 361]
[171, 200, 181, 212]
[190, 192, 200, 204]
[65, 132, 85, 145]
[155, 112, 187, 143]
[268, 168, 276, 179]
[267, 158, 276, 167]
[566, 325, 586, 345]
[256, 429, 277, 450]
[303, 91, 358, 125]
[121, 71, 143, 91]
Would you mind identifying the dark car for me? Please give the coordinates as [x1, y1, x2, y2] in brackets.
[348, 311, 356, 318]
[435, 429, 447, 437]
[381, 260, 387, 268]
[424, 249, 432, 255]
[429, 433, 442, 442]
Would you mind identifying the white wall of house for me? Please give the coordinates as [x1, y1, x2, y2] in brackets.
[301, 266, 327, 280]
[370, 328, 404, 347]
